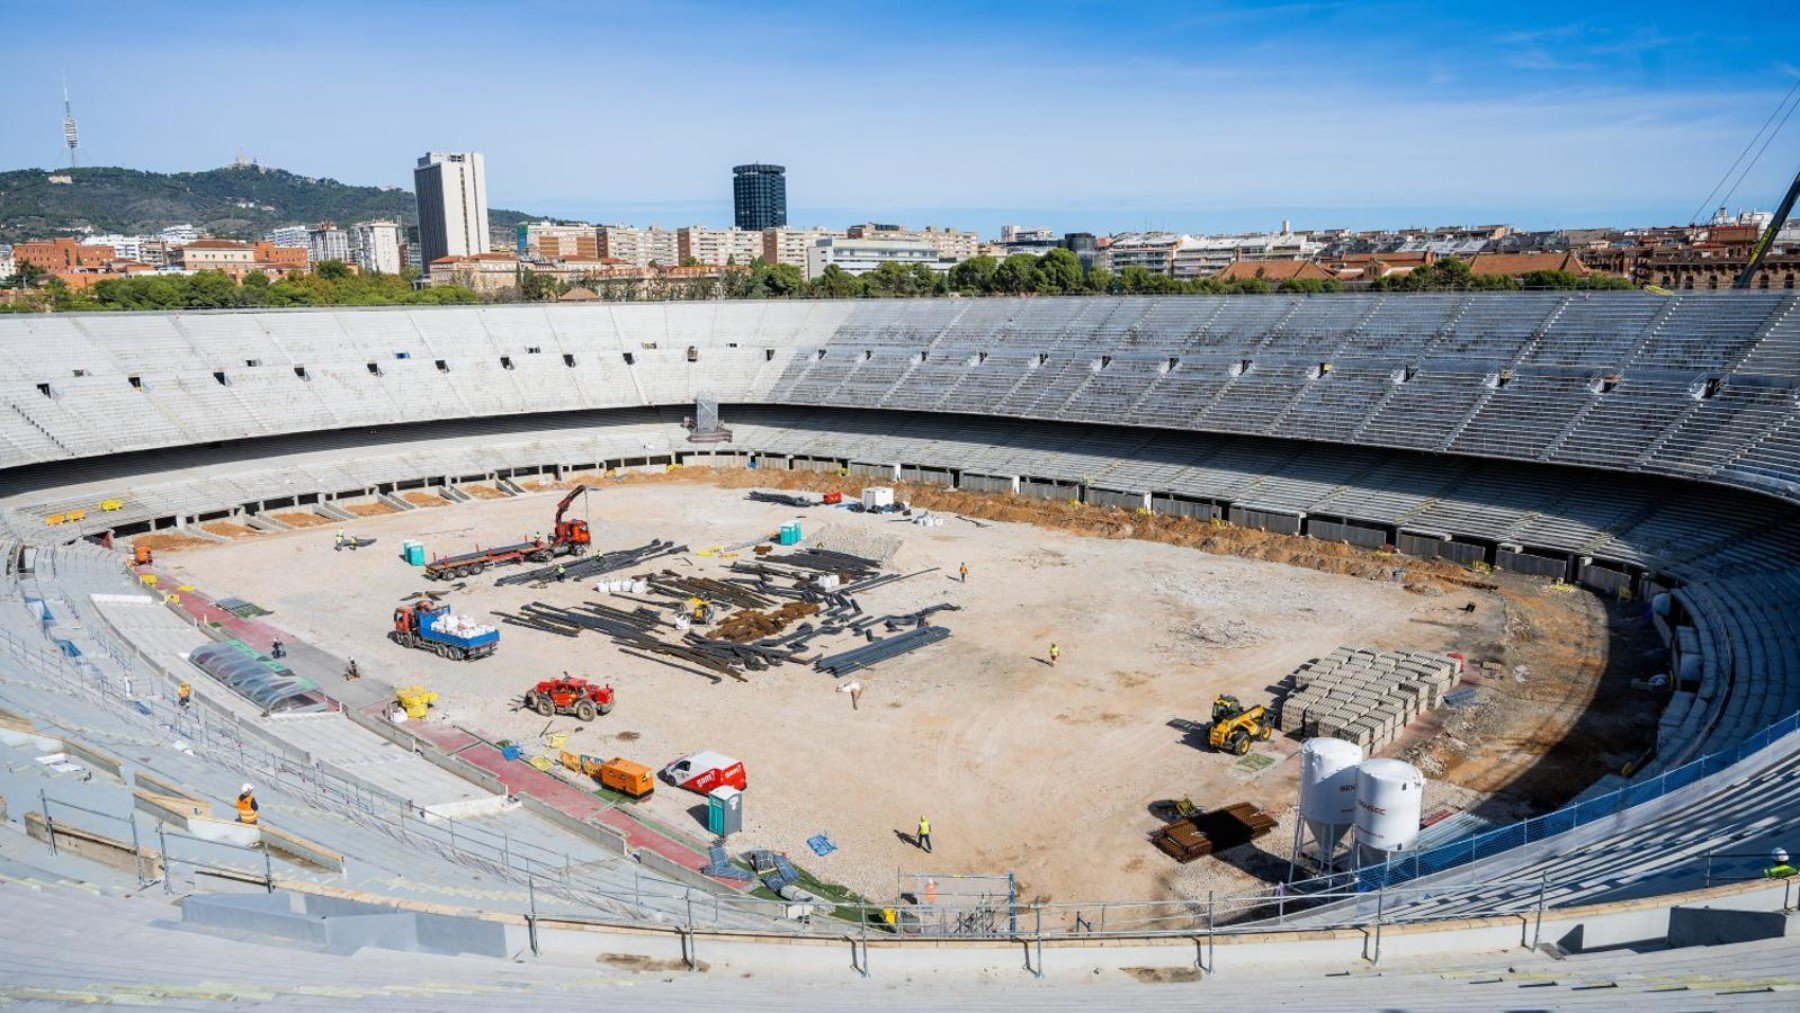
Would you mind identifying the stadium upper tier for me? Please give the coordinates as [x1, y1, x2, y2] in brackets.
[3, 292, 1798, 502]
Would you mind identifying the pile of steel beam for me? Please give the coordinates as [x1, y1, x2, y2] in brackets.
[814, 626, 951, 677]
[493, 540, 685, 587]
[746, 491, 816, 508]
[490, 599, 805, 682]
[763, 547, 883, 580]
[643, 571, 776, 610]
[850, 602, 961, 633]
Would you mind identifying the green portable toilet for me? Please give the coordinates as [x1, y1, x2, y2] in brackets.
[708, 786, 742, 836]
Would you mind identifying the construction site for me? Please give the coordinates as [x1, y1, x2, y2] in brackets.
[149, 468, 1652, 904]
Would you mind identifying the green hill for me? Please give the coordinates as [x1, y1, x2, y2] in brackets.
[0, 164, 539, 245]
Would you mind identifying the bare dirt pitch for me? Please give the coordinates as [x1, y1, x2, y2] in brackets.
[158, 472, 1641, 905]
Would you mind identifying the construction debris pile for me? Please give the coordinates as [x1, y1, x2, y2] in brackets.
[494, 543, 955, 682]
[714, 602, 821, 643]
[493, 539, 685, 587]
[1277, 647, 1464, 751]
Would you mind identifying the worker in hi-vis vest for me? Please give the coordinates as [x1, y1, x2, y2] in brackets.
[235, 784, 260, 825]
[917, 815, 932, 853]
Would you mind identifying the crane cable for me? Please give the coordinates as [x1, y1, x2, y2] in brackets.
[1689, 74, 1800, 225]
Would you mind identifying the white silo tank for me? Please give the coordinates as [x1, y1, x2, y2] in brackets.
[1354, 758, 1425, 857]
[1298, 737, 1363, 858]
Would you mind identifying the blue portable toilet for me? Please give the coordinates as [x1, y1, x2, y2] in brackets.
[402, 539, 426, 566]
[708, 786, 743, 836]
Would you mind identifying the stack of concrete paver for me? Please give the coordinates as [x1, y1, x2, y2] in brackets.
[1277, 647, 1462, 752]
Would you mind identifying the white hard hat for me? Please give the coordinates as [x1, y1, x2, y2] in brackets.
[241, 783, 254, 794]
[1774, 848, 1789, 864]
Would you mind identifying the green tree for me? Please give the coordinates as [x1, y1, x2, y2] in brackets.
[314, 259, 353, 281]
[1033, 248, 1083, 294]
[990, 254, 1042, 294]
[809, 264, 861, 299]
[947, 255, 998, 293]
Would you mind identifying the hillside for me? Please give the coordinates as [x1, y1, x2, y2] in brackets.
[0, 165, 538, 245]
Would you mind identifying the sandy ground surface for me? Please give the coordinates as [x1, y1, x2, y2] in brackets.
[157, 480, 1557, 905]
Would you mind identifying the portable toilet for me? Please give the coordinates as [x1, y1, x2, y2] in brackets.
[778, 522, 801, 546]
[708, 786, 743, 836]
[402, 540, 426, 566]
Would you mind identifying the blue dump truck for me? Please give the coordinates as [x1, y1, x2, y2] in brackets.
[391, 600, 499, 660]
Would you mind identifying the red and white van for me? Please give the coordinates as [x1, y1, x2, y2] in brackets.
[660, 751, 748, 794]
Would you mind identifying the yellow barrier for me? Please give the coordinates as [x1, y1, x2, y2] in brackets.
[99, 499, 123, 512]
[138, 574, 159, 586]
[45, 514, 65, 526]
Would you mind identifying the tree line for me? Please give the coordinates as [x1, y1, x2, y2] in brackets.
[0, 261, 480, 313]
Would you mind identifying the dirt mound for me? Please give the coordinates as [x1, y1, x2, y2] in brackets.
[269, 511, 333, 528]
[131, 532, 214, 553]
[400, 491, 448, 508]
[622, 466, 1484, 591]
[200, 521, 259, 539]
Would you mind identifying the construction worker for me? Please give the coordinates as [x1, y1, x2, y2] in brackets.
[1049, 642, 1060, 667]
[270, 639, 286, 659]
[555, 563, 568, 582]
[917, 815, 932, 853]
[234, 784, 260, 826]
[1764, 848, 1797, 879]
[958, 562, 969, 583]
[334, 531, 345, 552]
[177, 682, 192, 709]
[344, 658, 361, 681]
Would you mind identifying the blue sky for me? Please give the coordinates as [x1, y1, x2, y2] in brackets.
[2, 1, 1797, 235]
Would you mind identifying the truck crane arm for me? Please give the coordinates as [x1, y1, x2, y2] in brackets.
[554, 484, 588, 527]
[1735, 165, 1800, 290]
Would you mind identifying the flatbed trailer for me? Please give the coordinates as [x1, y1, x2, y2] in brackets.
[423, 484, 594, 580]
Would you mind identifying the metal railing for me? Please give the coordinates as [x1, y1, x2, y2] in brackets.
[6, 548, 1800, 944]
[1304, 708, 1800, 894]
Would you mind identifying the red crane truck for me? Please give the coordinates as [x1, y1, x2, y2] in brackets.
[424, 484, 592, 580]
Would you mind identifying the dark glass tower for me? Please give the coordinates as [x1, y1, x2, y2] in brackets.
[732, 164, 787, 231]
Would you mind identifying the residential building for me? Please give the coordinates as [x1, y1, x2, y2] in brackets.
[83, 234, 150, 263]
[12, 238, 118, 272]
[804, 236, 951, 280]
[763, 227, 845, 268]
[265, 225, 309, 249]
[351, 221, 403, 275]
[428, 252, 519, 294]
[597, 225, 680, 268]
[170, 240, 306, 280]
[732, 163, 787, 230]
[844, 224, 978, 262]
[1466, 251, 1590, 280]
[520, 222, 599, 260]
[999, 225, 1057, 244]
[159, 224, 200, 246]
[413, 151, 490, 265]
[251, 243, 308, 278]
[1063, 233, 1098, 271]
[171, 239, 256, 274]
[677, 226, 764, 267]
[1212, 260, 1338, 284]
[136, 239, 170, 268]
[0, 246, 12, 280]
[1102, 232, 1185, 275]
[307, 222, 351, 265]
[1171, 236, 1242, 279]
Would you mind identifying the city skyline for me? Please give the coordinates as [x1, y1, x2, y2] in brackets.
[1, 2, 1797, 236]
